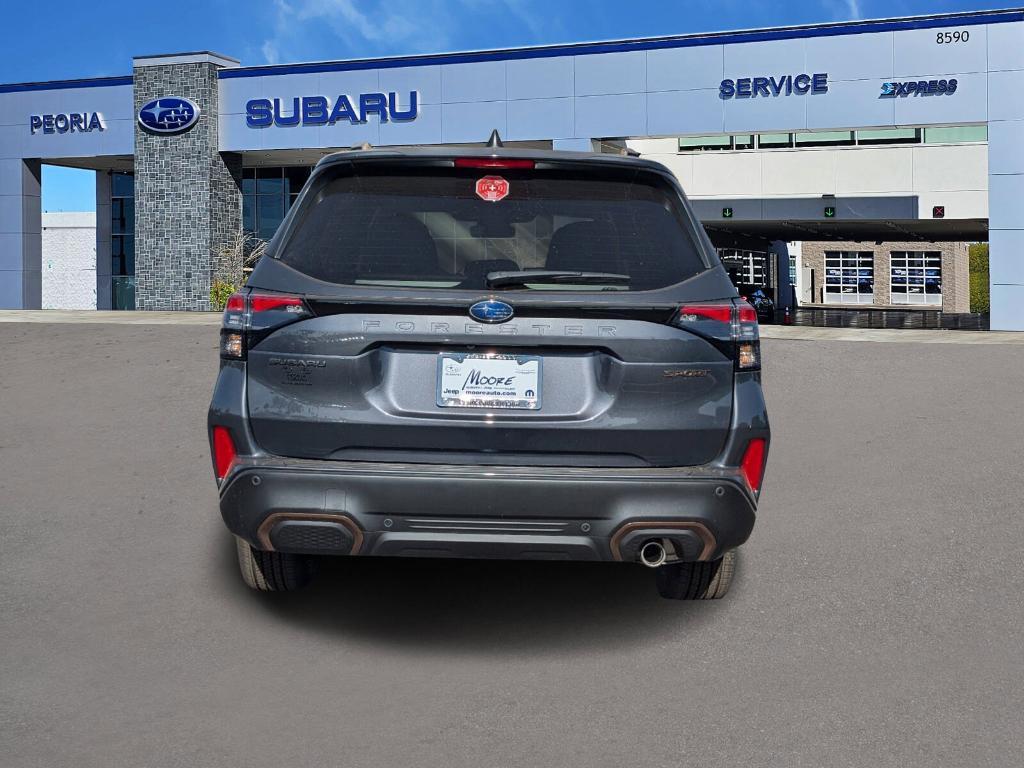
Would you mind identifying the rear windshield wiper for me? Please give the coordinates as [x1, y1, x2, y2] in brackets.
[486, 269, 631, 289]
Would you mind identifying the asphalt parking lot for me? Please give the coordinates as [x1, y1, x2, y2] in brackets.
[2, 319, 1022, 768]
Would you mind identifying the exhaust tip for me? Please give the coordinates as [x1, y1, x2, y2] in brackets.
[639, 540, 667, 568]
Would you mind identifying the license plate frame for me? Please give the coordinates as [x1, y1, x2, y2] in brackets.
[436, 353, 542, 410]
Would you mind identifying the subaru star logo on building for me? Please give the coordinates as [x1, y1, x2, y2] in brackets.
[469, 300, 514, 323]
[137, 96, 201, 134]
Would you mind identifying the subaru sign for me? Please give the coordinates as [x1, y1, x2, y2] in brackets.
[245, 92, 418, 128]
[468, 300, 514, 324]
[719, 73, 828, 98]
[880, 79, 958, 97]
[138, 97, 201, 134]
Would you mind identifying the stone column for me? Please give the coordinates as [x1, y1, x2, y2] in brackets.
[132, 52, 242, 311]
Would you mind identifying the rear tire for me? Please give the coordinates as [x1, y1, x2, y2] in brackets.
[655, 549, 736, 600]
[235, 537, 313, 592]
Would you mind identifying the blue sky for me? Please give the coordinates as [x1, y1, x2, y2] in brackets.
[0, 0, 1002, 211]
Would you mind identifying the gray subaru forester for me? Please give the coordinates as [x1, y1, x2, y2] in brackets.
[208, 143, 769, 600]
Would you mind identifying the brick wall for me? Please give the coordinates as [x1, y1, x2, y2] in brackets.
[41, 212, 96, 310]
[800, 240, 970, 313]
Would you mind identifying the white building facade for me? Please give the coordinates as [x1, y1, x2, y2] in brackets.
[1, 10, 1021, 326]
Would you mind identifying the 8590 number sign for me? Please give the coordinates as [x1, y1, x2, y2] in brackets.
[937, 30, 969, 44]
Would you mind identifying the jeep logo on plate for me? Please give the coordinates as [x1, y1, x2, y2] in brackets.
[469, 300, 514, 323]
[137, 96, 201, 134]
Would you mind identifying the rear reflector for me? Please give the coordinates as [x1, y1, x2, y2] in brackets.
[454, 158, 535, 169]
[740, 438, 767, 493]
[212, 426, 237, 481]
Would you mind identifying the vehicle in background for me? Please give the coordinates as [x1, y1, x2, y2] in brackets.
[737, 284, 775, 325]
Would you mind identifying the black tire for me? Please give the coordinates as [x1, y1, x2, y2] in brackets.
[235, 537, 314, 592]
[655, 549, 736, 600]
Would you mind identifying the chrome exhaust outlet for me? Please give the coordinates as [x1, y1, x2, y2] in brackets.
[639, 540, 667, 568]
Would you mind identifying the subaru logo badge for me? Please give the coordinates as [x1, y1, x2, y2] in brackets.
[138, 96, 201, 135]
[469, 300, 514, 324]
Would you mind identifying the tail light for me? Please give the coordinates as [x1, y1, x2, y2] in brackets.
[211, 425, 237, 481]
[739, 438, 768, 493]
[220, 291, 311, 360]
[671, 300, 761, 370]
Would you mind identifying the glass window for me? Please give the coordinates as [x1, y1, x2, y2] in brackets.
[891, 251, 941, 305]
[284, 166, 311, 195]
[256, 195, 285, 241]
[856, 128, 920, 145]
[718, 248, 769, 289]
[733, 134, 754, 150]
[242, 195, 256, 233]
[111, 276, 135, 310]
[794, 131, 855, 147]
[678, 135, 732, 152]
[242, 167, 257, 196]
[277, 165, 711, 292]
[111, 198, 134, 235]
[923, 125, 988, 143]
[757, 133, 793, 148]
[824, 251, 874, 305]
[243, 167, 313, 242]
[256, 166, 285, 195]
[109, 173, 135, 310]
[111, 172, 134, 197]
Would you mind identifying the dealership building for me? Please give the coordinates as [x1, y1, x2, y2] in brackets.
[1, 9, 1022, 327]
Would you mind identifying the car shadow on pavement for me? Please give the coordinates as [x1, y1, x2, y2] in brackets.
[215, 534, 726, 655]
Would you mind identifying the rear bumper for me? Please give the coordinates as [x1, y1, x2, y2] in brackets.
[219, 458, 758, 563]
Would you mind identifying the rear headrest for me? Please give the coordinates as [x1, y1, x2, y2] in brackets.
[546, 221, 621, 273]
[354, 213, 439, 277]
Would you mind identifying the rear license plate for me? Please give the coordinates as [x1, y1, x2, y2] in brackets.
[436, 353, 541, 410]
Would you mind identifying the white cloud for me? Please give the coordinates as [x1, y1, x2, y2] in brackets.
[261, 40, 280, 65]
[843, 0, 863, 20]
[258, 0, 548, 65]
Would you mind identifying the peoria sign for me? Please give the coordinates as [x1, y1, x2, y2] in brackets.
[30, 112, 104, 134]
[246, 91, 418, 127]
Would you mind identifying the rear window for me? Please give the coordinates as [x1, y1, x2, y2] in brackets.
[275, 163, 710, 291]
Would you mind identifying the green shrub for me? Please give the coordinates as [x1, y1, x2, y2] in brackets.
[210, 279, 238, 312]
[968, 243, 989, 314]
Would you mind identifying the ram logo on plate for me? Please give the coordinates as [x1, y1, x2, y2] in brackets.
[469, 300, 514, 323]
[137, 97, 201, 134]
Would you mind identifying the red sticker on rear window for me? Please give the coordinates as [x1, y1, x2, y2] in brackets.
[475, 175, 509, 202]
